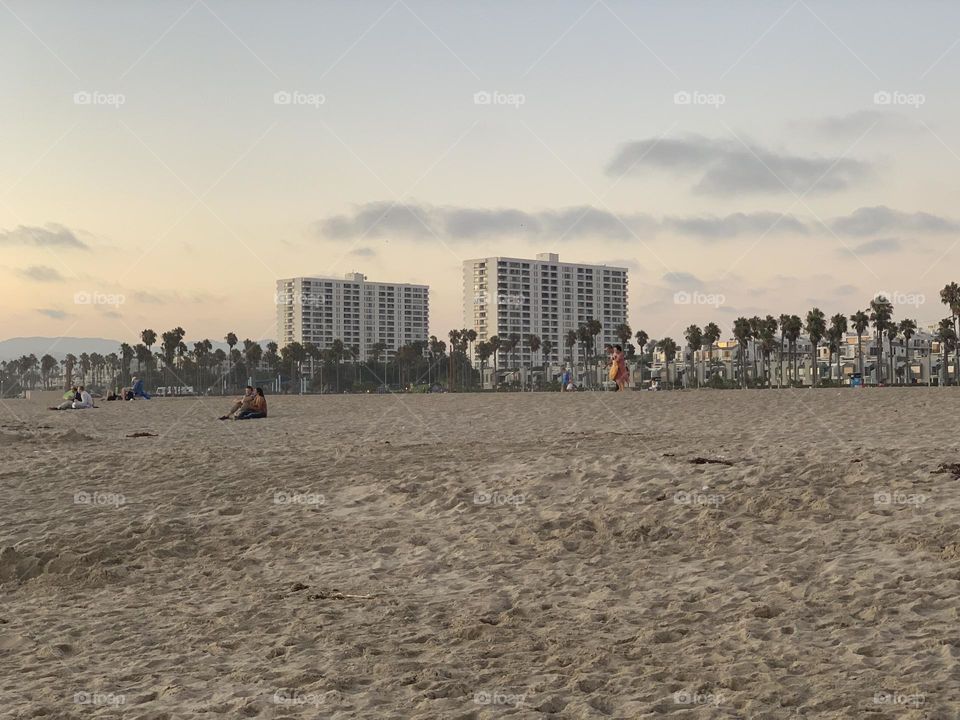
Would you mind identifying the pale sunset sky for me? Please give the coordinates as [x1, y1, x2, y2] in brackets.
[3, 0, 960, 345]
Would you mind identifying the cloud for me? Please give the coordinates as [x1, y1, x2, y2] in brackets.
[0, 223, 88, 249]
[37, 308, 71, 320]
[799, 110, 917, 139]
[830, 206, 959, 236]
[132, 290, 165, 304]
[315, 203, 809, 243]
[349, 247, 376, 257]
[605, 134, 870, 195]
[316, 202, 658, 242]
[16, 265, 65, 282]
[666, 211, 808, 240]
[847, 237, 901, 255]
[661, 271, 702, 289]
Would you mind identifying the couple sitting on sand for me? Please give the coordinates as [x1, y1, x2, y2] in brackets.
[219, 386, 267, 420]
[605, 344, 630, 391]
[51, 386, 94, 410]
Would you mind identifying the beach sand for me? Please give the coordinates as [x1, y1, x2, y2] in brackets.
[1, 389, 958, 718]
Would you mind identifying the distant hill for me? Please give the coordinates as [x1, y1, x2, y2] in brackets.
[0, 336, 276, 361]
[0, 337, 122, 360]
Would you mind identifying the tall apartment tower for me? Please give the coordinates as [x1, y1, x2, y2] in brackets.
[462, 253, 629, 367]
[276, 273, 429, 361]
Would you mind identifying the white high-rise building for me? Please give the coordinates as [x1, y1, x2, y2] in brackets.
[276, 273, 429, 361]
[462, 253, 629, 367]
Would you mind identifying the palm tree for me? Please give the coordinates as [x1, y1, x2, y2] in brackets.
[528, 334, 541, 389]
[140, 329, 157, 386]
[224, 332, 238, 389]
[541, 338, 554, 386]
[447, 329, 461, 390]
[936, 318, 957, 385]
[78, 353, 90, 385]
[634, 329, 649, 386]
[700, 323, 720, 385]
[465, 328, 478, 387]
[369, 341, 387, 387]
[507, 333, 521, 384]
[475, 340, 492, 386]
[758, 315, 779, 387]
[886, 324, 900, 384]
[804, 308, 826, 387]
[565, 330, 577, 372]
[748, 316, 763, 381]
[899, 318, 917, 384]
[849, 310, 869, 380]
[576, 325, 595, 386]
[828, 313, 848, 385]
[869, 296, 893, 385]
[615, 323, 632, 349]
[119, 342, 134, 388]
[280, 342, 307, 392]
[40, 354, 57, 390]
[683, 324, 703, 388]
[488, 335, 502, 389]
[732, 317, 752, 389]
[941, 283, 960, 384]
[656, 337, 678, 389]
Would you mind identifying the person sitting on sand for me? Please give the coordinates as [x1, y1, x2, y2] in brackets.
[51, 386, 81, 410]
[236, 387, 267, 420]
[72, 386, 94, 409]
[219, 386, 255, 420]
[131, 376, 151, 400]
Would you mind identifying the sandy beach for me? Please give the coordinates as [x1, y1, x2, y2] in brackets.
[2, 389, 959, 718]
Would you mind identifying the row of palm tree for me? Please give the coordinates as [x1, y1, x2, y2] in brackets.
[645, 285, 960, 388]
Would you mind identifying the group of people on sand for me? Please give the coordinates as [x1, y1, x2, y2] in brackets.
[606, 344, 630, 391]
[219, 386, 268, 420]
[108, 376, 151, 401]
[50, 386, 95, 410]
[50, 376, 154, 410]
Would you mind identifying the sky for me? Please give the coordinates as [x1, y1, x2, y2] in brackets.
[4, 0, 960, 346]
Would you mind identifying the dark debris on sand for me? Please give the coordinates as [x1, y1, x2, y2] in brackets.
[689, 456, 734, 466]
[932, 462, 960, 478]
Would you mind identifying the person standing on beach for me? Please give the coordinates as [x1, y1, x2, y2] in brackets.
[613, 345, 630, 391]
